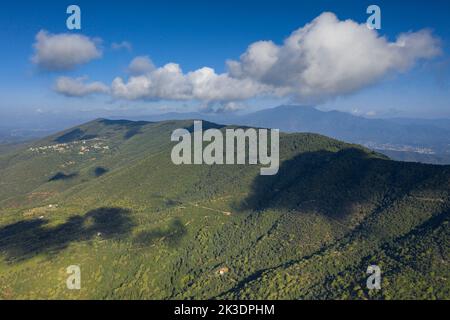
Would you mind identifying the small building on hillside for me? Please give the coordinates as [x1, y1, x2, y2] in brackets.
[218, 267, 229, 276]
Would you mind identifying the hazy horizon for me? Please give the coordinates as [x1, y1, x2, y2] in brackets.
[1, 0, 450, 128]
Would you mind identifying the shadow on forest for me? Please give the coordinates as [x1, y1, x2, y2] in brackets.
[99, 119, 150, 128]
[124, 126, 143, 139]
[98, 119, 150, 140]
[94, 167, 109, 177]
[239, 147, 435, 218]
[133, 218, 187, 248]
[0, 207, 134, 263]
[48, 172, 78, 181]
[185, 121, 225, 133]
[54, 128, 97, 143]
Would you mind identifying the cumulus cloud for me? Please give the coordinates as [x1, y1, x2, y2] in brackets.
[127, 56, 155, 75]
[112, 63, 266, 102]
[227, 12, 441, 103]
[201, 101, 247, 113]
[32, 30, 102, 71]
[55, 12, 441, 107]
[111, 41, 132, 52]
[54, 76, 109, 97]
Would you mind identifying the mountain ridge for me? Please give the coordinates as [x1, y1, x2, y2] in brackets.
[136, 105, 450, 164]
[0, 118, 448, 299]
[3, 105, 450, 164]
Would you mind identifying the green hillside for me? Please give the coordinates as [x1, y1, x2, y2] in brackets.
[0, 119, 448, 299]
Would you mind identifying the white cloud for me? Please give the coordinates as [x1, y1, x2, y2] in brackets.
[54, 76, 109, 97]
[227, 12, 441, 103]
[111, 41, 132, 52]
[56, 12, 441, 107]
[187, 67, 266, 101]
[112, 63, 191, 100]
[201, 101, 247, 113]
[227, 41, 279, 81]
[127, 56, 155, 75]
[112, 63, 266, 102]
[32, 30, 102, 71]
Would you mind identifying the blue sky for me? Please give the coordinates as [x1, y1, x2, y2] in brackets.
[1, 0, 450, 122]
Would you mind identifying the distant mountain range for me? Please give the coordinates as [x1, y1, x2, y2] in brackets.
[2, 105, 450, 164]
[140, 105, 450, 164]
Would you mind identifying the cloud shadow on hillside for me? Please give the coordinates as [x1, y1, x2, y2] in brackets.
[48, 172, 78, 181]
[185, 121, 225, 133]
[239, 148, 436, 218]
[0, 207, 135, 263]
[55, 128, 97, 143]
[94, 167, 109, 177]
[97, 119, 150, 140]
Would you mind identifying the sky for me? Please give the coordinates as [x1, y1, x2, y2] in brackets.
[1, 0, 450, 124]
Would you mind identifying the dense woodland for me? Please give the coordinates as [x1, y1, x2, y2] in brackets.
[0, 119, 448, 299]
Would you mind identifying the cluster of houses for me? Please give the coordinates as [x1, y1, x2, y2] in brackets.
[79, 142, 109, 155]
[28, 139, 110, 155]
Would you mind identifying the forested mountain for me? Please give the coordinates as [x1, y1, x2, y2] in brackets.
[3, 105, 450, 164]
[0, 119, 448, 299]
[144, 105, 450, 164]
